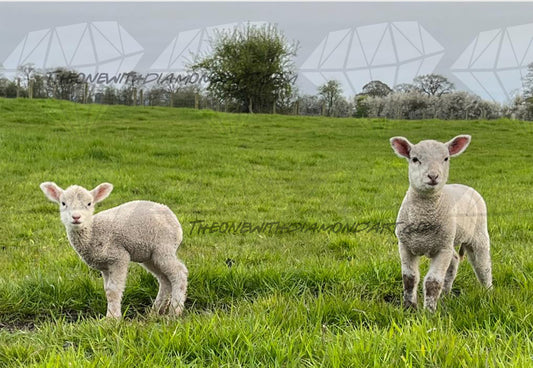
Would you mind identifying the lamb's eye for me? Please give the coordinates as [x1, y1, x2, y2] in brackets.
[61, 202, 66, 206]
[412, 157, 419, 163]
[444, 157, 449, 162]
[87, 202, 92, 207]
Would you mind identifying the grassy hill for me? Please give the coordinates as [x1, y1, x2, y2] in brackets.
[0, 98, 532, 367]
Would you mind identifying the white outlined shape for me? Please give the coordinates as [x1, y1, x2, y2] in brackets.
[451, 23, 533, 102]
[300, 22, 444, 95]
[2, 22, 144, 81]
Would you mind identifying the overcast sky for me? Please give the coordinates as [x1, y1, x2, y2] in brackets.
[1, 2, 533, 102]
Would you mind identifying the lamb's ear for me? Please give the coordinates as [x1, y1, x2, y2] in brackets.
[446, 135, 471, 157]
[390, 137, 412, 159]
[91, 183, 113, 204]
[40, 182, 63, 203]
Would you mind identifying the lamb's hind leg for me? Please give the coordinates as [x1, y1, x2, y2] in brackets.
[466, 235, 492, 289]
[142, 260, 172, 315]
[442, 250, 460, 294]
[150, 251, 188, 316]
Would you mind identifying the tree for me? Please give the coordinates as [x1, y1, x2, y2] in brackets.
[17, 63, 37, 99]
[297, 94, 322, 116]
[31, 73, 47, 99]
[101, 86, 119, 105]
[413, 74, 454, 97]
[192, 23, 298, 113]
[361, 80, 392, 97]
[318, 80, 343, 116]
[120, 71, 143, 105]
[522, 62, 533, 120]
[523, 62, 533, 98]
[144, 85, 167, 106]
[354, 95, 369, 118]
[45, 68, 84, 101]
[0, 77, 18, 98]
[394, 83, 417, 93]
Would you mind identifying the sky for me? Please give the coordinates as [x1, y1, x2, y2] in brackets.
[1, 1, 533, 103]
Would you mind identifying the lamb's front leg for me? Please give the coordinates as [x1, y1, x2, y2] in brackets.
[424, 248, 453, 312]
[399, 245, 420, 310]
[101, 261, 129, 319]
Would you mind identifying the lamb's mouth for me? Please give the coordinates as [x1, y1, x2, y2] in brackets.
[426, 181, 439, 187]
[71, 221, 82, 225]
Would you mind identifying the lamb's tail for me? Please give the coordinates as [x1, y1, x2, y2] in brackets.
[458, 245, 466, 261]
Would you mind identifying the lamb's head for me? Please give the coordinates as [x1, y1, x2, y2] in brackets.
[40, 182, 113, 230]
[390, 135, 471, 194]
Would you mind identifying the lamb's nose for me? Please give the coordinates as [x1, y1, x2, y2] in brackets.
[72, 215, 81, 221]
[428, 174, 439, 181]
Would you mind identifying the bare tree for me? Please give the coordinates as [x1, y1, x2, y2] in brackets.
[413, 74, 454, 97]
[161, 76, 186, 107]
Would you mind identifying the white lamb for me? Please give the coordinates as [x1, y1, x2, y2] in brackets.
[40, 182, 188, 319]
[390, 135, 492, 312]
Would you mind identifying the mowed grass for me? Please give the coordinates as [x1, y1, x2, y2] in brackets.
[0, 98, 532, 367]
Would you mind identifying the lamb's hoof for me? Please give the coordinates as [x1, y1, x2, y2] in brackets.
[153, 301, 170, 315]
[424, 302, 437, 313]
[403, 301, 418, 310]
[168, 302, 185, 317]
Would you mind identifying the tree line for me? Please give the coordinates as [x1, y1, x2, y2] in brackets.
[1, 23, 533, 120]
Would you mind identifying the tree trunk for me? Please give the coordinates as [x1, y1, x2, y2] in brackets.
[248, 98, 253, 113]
[83, 83, 88, 104]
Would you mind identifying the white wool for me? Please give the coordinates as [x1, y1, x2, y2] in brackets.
[390, 135, 492, 312]
[40, 182, 188, 318]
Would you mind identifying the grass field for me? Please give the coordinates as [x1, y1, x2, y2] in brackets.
[0, 98, 532, 367]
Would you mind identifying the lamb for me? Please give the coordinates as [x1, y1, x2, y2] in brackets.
[389, 135, 492, 312]
[40, 182, 188, 319]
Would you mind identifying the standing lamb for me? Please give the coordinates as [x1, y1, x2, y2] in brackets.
[40, 182, 188, 319]
[390, 135, 492, 312]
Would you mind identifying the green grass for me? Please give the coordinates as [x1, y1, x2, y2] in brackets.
[0, 98, 532, 367]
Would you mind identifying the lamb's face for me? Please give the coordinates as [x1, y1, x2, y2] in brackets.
[40, 181, 114, 231]
[407, 141, 450, 193]
[59, 186, 96, 230]
[390, 135, 471, 195]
